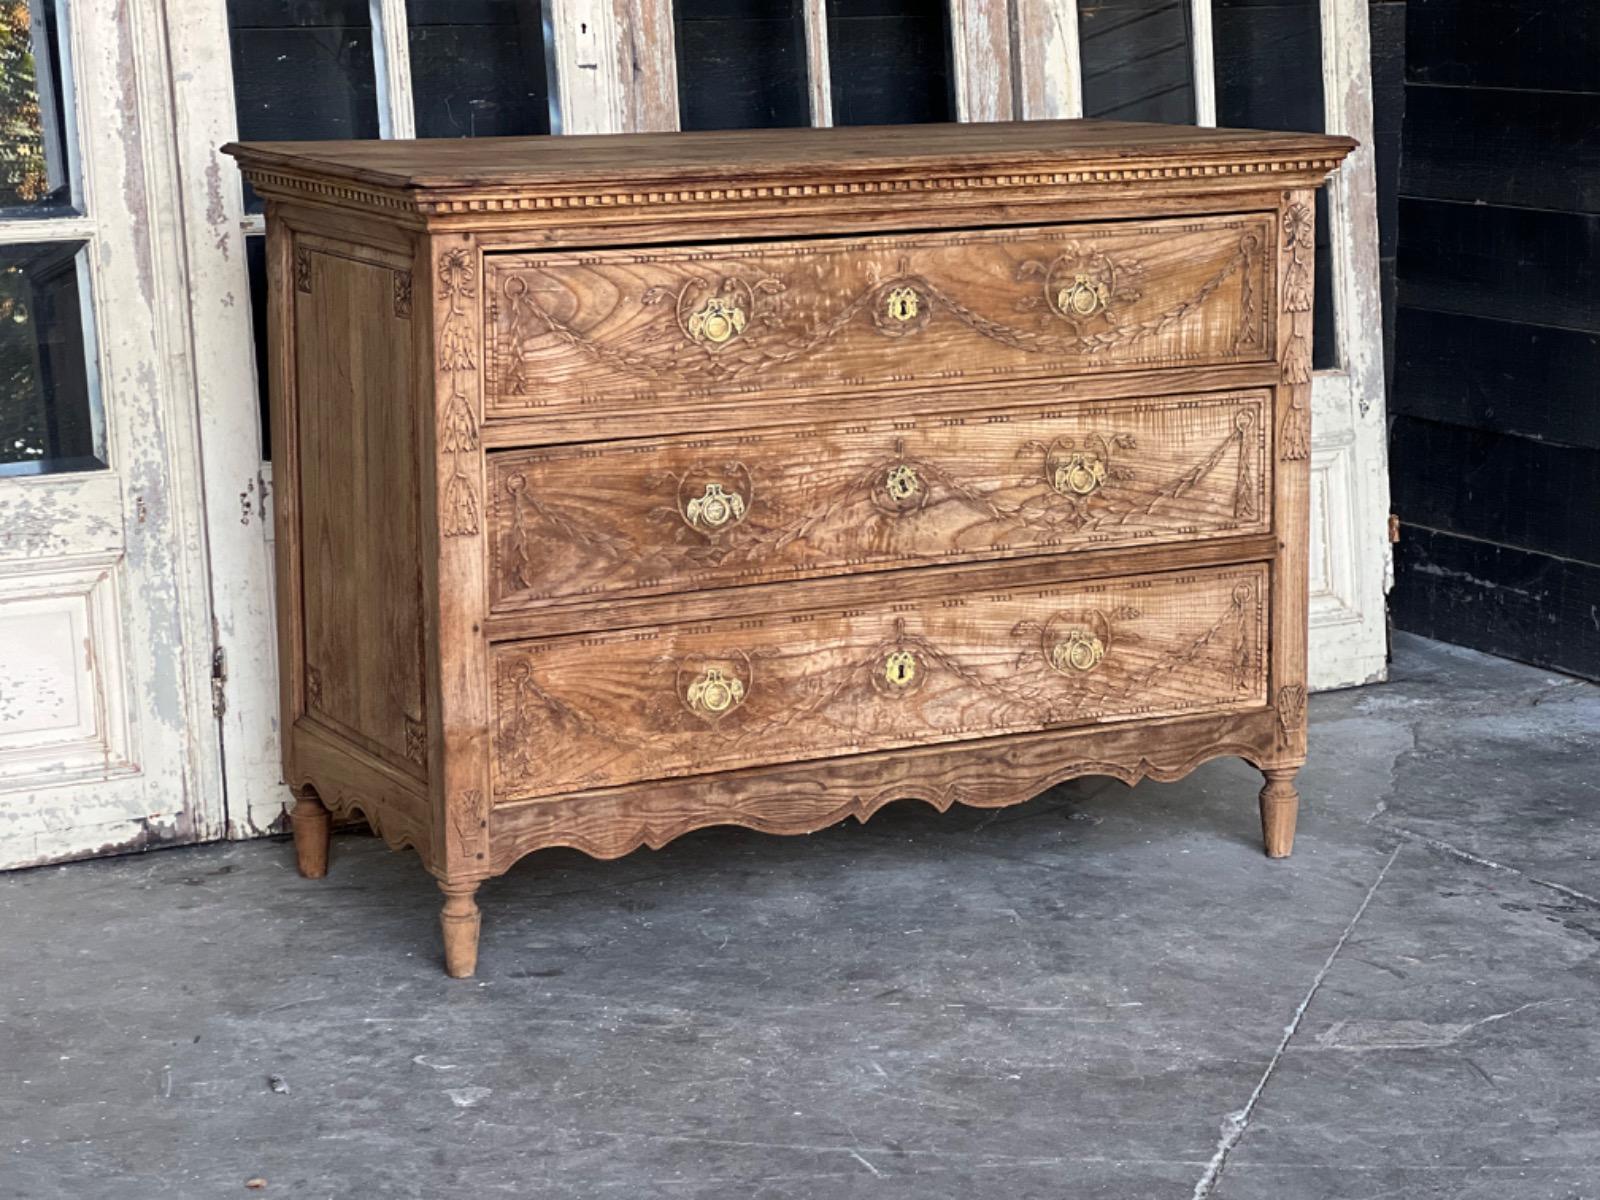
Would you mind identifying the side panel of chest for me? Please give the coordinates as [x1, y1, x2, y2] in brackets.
[483, 214, 1275, 417]
[292, 241, 429, 778]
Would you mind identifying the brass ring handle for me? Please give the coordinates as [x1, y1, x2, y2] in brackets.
[1052, 451, 1106, 498]
[684, 482, 747, 532]
[1051, 630, 1105, 674]
[686, 666, 745, 716]
[1058, 273, 1111, 319]
[687, 295, 746, 346]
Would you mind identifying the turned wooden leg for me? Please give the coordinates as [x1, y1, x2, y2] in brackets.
[290, 789, 332, 879]
[1259, 768, 1300, 859]
[439, 881, 482, 978]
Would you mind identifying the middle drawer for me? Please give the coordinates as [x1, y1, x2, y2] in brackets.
[487, 389, 1271, 611]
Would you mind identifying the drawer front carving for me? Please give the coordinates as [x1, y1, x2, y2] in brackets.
[491, 564, 1268, 800]
[488, 391, 1270, 610]
[484, 215, 1272, 415]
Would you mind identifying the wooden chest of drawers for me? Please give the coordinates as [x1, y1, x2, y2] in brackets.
[226, 121, 1353, 977]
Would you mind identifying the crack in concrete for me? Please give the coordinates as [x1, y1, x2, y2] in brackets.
[1190, 843, 1403, 1198]
[1377, 823, 1600, 910]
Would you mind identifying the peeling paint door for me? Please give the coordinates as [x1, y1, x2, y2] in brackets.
[0, 1, 222, 867]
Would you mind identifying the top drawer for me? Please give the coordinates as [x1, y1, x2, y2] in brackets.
[483, 214, 1275, 418]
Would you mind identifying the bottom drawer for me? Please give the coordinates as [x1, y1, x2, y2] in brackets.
[492, 563, 1268, 801]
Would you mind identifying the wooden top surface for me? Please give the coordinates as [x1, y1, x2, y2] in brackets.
[224, 120, 1355, 193]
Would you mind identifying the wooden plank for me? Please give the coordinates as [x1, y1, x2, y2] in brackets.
[1406, 0, 1600, 93]
[1304, 0, 1395, 691]
[405, 0, 556, 137]
[1392, 526, 1600, 683]
[1012, 0, 1082, 119]
[551, 0, 682, 134]
[1401, 85, 1600, 215]
[1390, 416, 1600, 566]
[825, 0, 955, 126]
[1190, 0, 1215, 126]
[948, 0, 1014, 121]
[225, 119, 1352, 188]
[373, 0, 416, 139]
[1392, 309, 1600, 451]
[1076, 0, 1197, 124]
[672, 0, 807, 131]
[802, 0, 832, 127]
[1397, 200, 1600, 333]
[547, 0, 625, 134]
[620, 0, 680, 131]
[1368, 0, 1405, 261]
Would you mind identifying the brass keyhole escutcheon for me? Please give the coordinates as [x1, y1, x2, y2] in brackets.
[1052, 630, 1105, 674]
[885, 285, 921, 323]
[885, 463, 920, 503]
[687, 295, 747, 346]
[1052, 452, 1107, 498]
[685, 482, 746, 532]
[687, 666, 744, 715]
[884, 650, 918, 690]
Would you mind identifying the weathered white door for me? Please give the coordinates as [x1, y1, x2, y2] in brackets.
[176, 0, 1390, 841]
[0, 0, 221, 867]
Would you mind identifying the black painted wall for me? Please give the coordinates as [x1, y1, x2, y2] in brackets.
[1387, 0, 1600, 680]
[1368, 1, 1406, 393]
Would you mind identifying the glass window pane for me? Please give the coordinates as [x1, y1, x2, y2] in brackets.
[226, 1, 379, 210]
[1214, 0, 1335, 368]
[246, 235, 270, 461]
[827, 0, 953, 126]
[407, 0, 552, 138]
[1077, 1, 1196, 124]
[0, 241, 103, 476]
[0, 0, 79, 217]
[675, 0, 808, 131]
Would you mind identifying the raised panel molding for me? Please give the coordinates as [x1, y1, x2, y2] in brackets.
[1308, 439, 1363, 627]
[0, 559, 134, 786]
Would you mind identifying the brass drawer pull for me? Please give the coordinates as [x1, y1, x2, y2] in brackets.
[684, 481, 747, 532]
[1051, 630, 1106, 673]
[686, 293, 746, 347]
[686, 666, 745, 716]
[1052, 451, 1106, 497]
[1017, 607, 1134, 678]
[1059, 272, 1111, 319]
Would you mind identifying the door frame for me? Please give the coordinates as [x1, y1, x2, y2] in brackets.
[173, 0, 1390, 837]
[0, 0, 223, 867]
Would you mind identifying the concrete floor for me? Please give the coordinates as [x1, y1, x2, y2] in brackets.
[2, 633, 1597, 1199]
